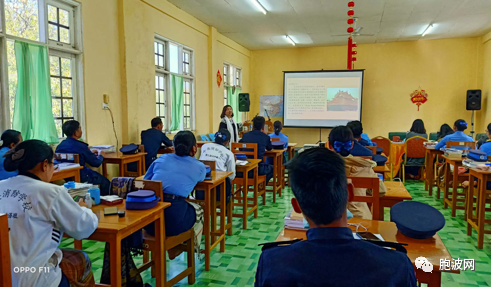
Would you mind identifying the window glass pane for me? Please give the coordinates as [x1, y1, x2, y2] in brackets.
[55, 120, 63, 138]
[49, 24, 57, 41]
[62, 79, 72, 98]
[50, 56, 60, 76]
[63, 99, 73, 117]
[160, 91, 165, 103]
[155, 90, 159, 102]
[169, 43, 178, 73]
[52, 99, 61, 117]
[48, 5, 57, 22]
[5, 0, 40, 41]
[159, 105, 165, 118]
[59, 9, 69, 26]
[61, 58, 71, 77]
[51, 78, 61, 97]
[7, 41, 17, 125]
[155, 76, 159, 89]
[60, 27, 70, 44]
[156, 105, 159, 117]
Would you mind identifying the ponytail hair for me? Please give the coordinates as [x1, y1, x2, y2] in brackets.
[1, 130, 21, 148]
[215, 129, 231, 146]
[273, 121, 282, 136]
[173, 131, 196, 156]
[328, 126, 354, 157]
[3, 140, 54, 173]
[454, 119, 468, 131]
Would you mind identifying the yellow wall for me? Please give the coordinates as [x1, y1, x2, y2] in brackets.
[480, 32, 491, 131]
[251, 38, 483, 146]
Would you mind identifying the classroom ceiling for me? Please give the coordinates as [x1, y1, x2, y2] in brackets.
[167, 0, 491, 50]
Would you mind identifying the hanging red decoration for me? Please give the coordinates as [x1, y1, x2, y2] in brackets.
[347, 1, 357, 70]
[410, 87, 428, 111]
[217, 70, 222, 87]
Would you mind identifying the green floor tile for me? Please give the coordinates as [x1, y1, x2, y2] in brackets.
[61, 180, 491, 286]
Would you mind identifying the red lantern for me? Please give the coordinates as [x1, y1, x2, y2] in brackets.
[348, 1, 355, 7]
[348, 10, 354, 16]
[347, 27, 354, 33]
[352, 57, 357, 61]
[347, 19, 354, 25]
[352, 43, 358, 47]
[352, 51, 358, 55]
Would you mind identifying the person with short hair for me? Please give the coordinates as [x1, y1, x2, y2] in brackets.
[219, 105, 239, 146]
[239, 116, 274, 183]
[328, 126, 386, 219]
[479, 123, 491, 156]
[141, 117, 173, 169]
[255, 148, 416, 287]
[347, 120, 374, 147]
[0, 140, 98, 287]
[198, 129, 236, 202]
[406, 119, 428, 140]
[0, 129, 23, 180]
[55, 120, 110, 195]
[435, 119, 474, 149]
[144, 131, 205, 258]
[437, 123, 453, 141]
[268, 121, 289, 164]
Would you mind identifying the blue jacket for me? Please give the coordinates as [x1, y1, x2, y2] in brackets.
[268, 132, 289, 148]
[240, 130, 273, 162]
[435, 131, 474, 150]
[255, 227, 417, 287]
[480, 141, 491, 156]
[55, 137, 104, 181]
[360, 133, 376, 146]
[351, 141, 387, 166]
[141, 128, 172, 168]
[0, 147, 18, 180]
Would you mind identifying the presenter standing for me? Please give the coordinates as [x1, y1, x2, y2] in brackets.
[219, 105, 239, 147]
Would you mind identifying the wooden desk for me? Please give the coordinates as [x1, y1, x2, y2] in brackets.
[196, 141, 212, 148]
[234, 159, 261, 230]
[380, 181, 413, 221]
[194, 171, 233, 271]
[51, 165, 83, 183]
[276, 218, 458, 286]
[157, 146, 174, 155]
[69, 201, 169, 287]
[264, 149, 286, 203]
[425, 148, 444, 197]
[0, 214, 11, 286]
[287, 143, 297, 160]
[102, 152, 147, 178]
[373, 164, 390, 180]
[443, 157, 465, 217]
[467, 168, 491, 249]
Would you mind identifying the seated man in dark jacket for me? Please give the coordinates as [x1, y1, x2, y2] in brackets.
[141, 117, 174, 170]
[56, 120, 110, 195]
[255, 148, 416, 287]
[239, 116, 273, 184]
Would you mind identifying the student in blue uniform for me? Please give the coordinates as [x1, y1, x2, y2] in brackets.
[239, 116, 274, 183]
[268, 121, 288, 164]
[437, 123, 453, 141]
[340, 125, 387, 166]
[347, 120, 375, 147]
[55, 120, 111, 195]
[255, 148, 416, 287]
[144, 131, 205, 259]
[0, 130, 22, 180]
[435, 119, 474, 150]
[480, 123, 491, 156]
[141, 117, 173, 169]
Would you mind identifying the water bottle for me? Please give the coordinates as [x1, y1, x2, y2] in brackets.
[85, 193, 92, 208]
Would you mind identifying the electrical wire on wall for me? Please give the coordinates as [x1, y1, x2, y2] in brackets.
[107, 107, 119, 149]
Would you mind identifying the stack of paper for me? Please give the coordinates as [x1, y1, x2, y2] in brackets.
[236, 160, 249, 166]
[284, 209, 306, 230]
[55, 162, 80, 171]
[66, 183, 95, 198]
[90, 145, 115, 153]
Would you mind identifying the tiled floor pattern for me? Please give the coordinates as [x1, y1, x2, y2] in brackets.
[60, 181, 491, 286]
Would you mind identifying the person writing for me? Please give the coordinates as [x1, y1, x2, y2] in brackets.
[55, 120, 110, 195]
[0, 140, 98, 287]
[218, 105, 239, 146]
[0, 129, 23, 180]
[255, 148, 416, 286]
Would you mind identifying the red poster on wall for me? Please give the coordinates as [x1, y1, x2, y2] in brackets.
[410, 87, 428, 111]
[217, 70, 222, 87]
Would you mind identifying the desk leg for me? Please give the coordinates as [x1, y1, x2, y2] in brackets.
[467, 174, 475, 236]
[254, 167, 258, 218]
[110, 235, 122, 287]
[74, 240, 82, 250]
[242, 170, 249, 229]
[204, 185, 211, 271]
[272, 155, 278, 203]
[279, 154, 284, 193]
[451, 164, 459, 217]
[119, 162, 125, 177]
[155, 209, 166, 287]
[136, 159, 142, 177]
[220, 180, 226, 252]
[425, 151, 429, 191]
[74, 171, 81, 183]
[102, 162, 108, 178]
[211, 186, 217, 246]
[477, 176, 486, 249]
[427, 271, 441, 287]
[444, 163, 450, 209]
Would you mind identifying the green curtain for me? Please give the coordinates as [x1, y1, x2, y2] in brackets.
[12, 41, 58, 144]
[227, 86, 241, 123]
[170, 75, 184, 131]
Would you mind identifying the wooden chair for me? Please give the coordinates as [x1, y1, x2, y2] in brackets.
[348, 176, 381, 220]
[371, 136, 393, 179]
[270, 138, 288, 188]
[446, 141, 475, 150]
[195, 160, 233, 235]
[122, 144, 146, 177]
[137, 180, 195, 286]
[366, 146, 377, 155]
[231, 143, 265, 228]
[0, 214, 12, 286]
[402, 136, 427, 182]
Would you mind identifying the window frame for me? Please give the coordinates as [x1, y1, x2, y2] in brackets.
[0, 0, 85, 138]
[223, 62, 243, 122]
[154, 35, 195, 132]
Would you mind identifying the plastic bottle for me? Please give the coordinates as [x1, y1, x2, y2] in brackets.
[85, 192, 92, 209]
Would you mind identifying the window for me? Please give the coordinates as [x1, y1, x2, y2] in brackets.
[223, 62, 243, 121]
[0, 0, 84, 137]
[154, 36, 195, 131]
[223, 64, 229, 106]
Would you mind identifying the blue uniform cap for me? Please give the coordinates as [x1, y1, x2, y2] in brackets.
[390, 201, 445, 239]
[272, 141, 285, 150]
[126, 190, 160, 210]
[120, 144, 139, 154]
